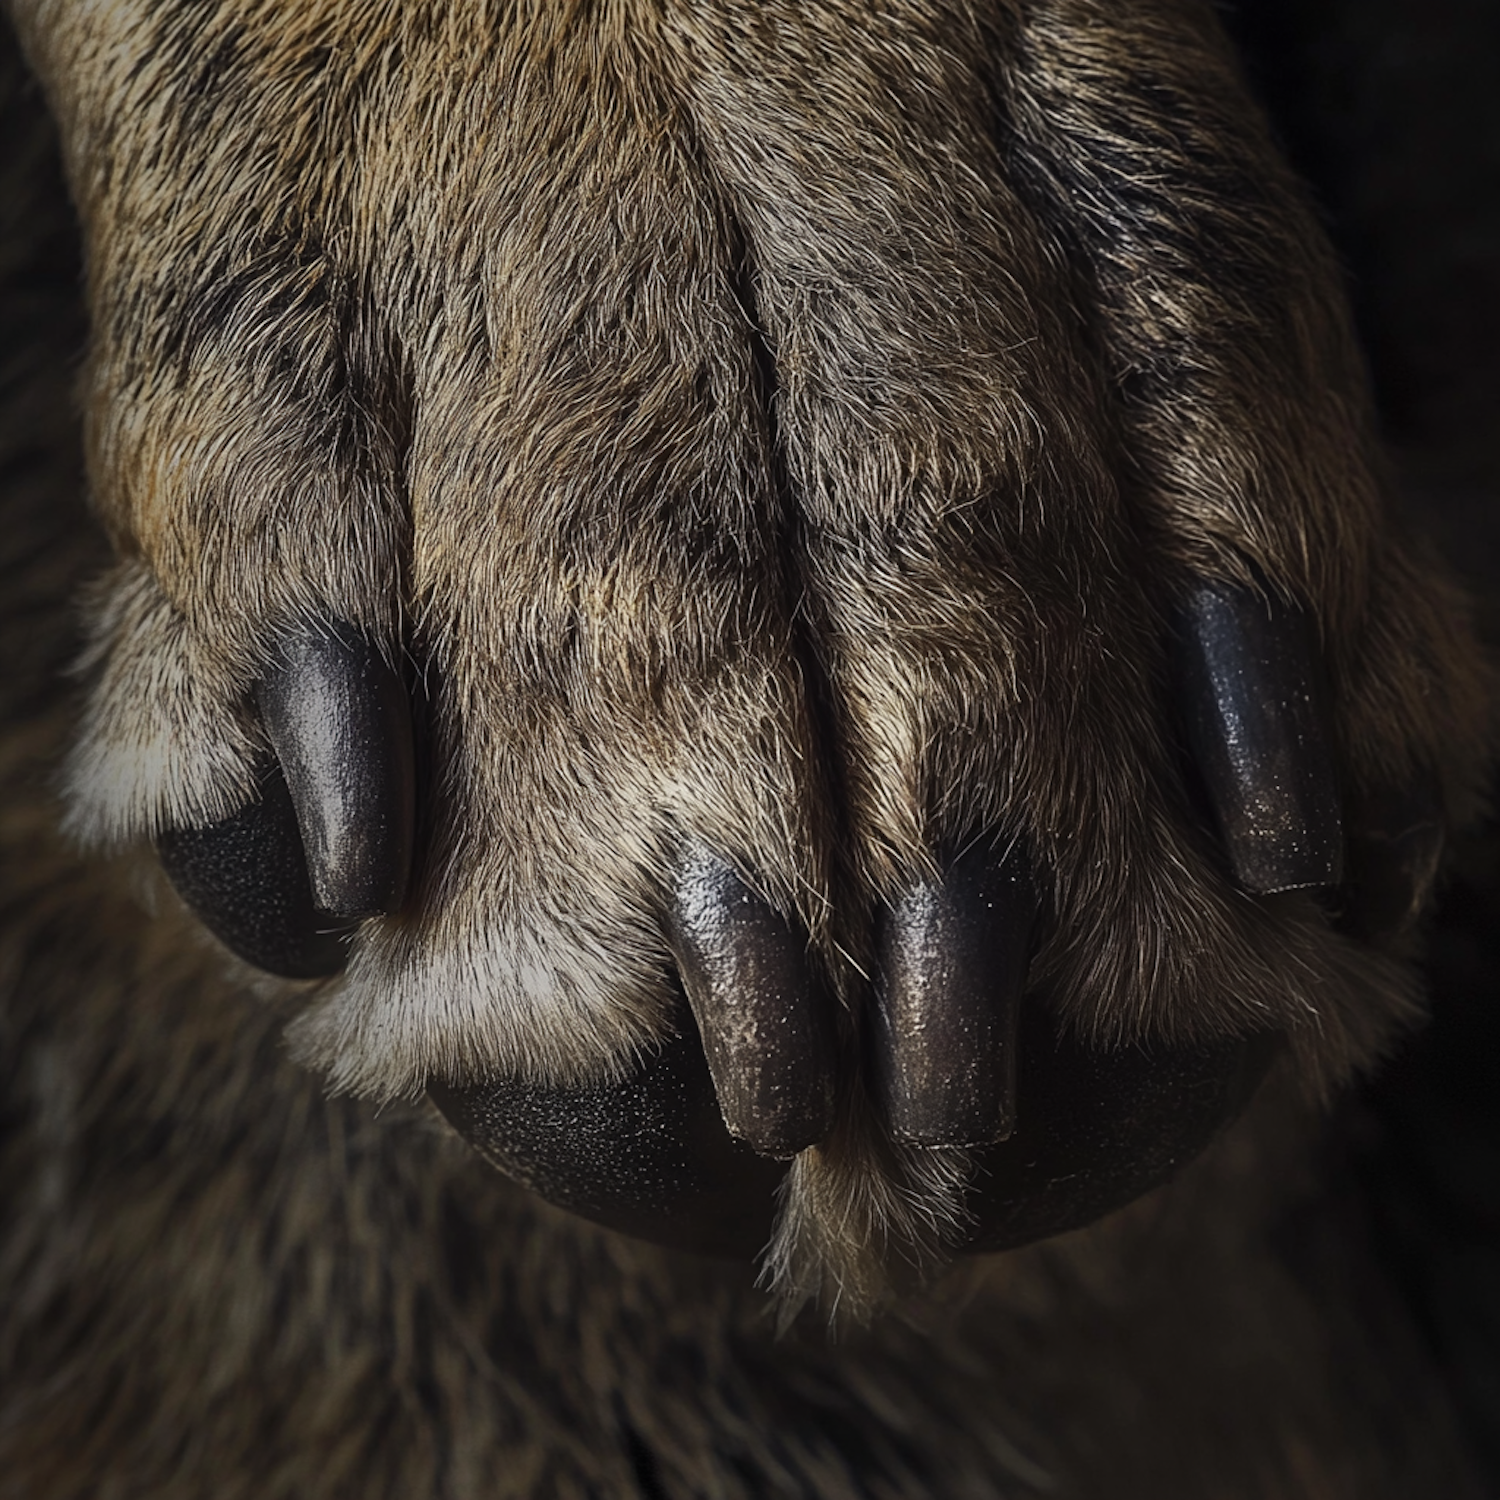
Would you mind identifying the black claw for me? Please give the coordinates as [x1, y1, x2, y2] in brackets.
[1341, 775, 1445, 942]
[256, 622, 415, 919]
[874, 841, 1036, 1148]
[1173, 579, 1344, 894]
[156, 762, 355, 978]
[665, 849, 836, 1159]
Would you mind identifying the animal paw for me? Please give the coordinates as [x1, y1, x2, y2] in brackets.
[34, 0, 1489, 1302]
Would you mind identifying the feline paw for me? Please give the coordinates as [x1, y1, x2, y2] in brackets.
[42, 0, 1487, 1298]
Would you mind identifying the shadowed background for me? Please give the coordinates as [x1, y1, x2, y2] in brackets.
[1230, 0, 1500, 1480]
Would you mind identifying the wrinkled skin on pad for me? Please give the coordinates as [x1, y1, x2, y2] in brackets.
[22, 0, 1490, 1306]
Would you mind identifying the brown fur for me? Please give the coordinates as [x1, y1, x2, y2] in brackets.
[10, 0, 1489, 1304]
[0, 2, 1494, 1492]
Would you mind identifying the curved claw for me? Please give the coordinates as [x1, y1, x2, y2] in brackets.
[1173, 580, 1343, 895]
[666, 849, 836, 1159]
[156, 762, 354, 978]
[874, 841, 1037, 1148]
[256, 622, 415, 919]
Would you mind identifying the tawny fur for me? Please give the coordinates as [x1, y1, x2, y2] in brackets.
[8, 0, 1489, 1303]
[0, 4, 1495, 1487]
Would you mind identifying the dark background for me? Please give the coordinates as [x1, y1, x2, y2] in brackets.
[1228, 0, 1500, 1482]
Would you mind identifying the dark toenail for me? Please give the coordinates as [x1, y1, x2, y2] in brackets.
[1173, 579, 1343, 894]
[665, 848, 836, 1159]
[257, 621, 415, 919]
[874, 840, 1036, 1148]
[156, 761, 355, 978]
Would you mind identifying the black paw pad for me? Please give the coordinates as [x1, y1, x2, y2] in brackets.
[874, 841, 1037, 1147]
[257, 622, 415, 919]
[156, 762, 355, 978]
[428, 1010, 787, 1259]
[964, 1018, 1276, 1252]
[666, 849, 837, 1159]
[1174, 580, 1343, 894]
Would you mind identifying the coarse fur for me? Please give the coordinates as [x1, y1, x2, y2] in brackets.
[0, 1, 1496, 1493]
[7, 0, 1490, 1306]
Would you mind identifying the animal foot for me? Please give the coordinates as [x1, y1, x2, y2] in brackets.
[35, 0, 1488, 1305]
